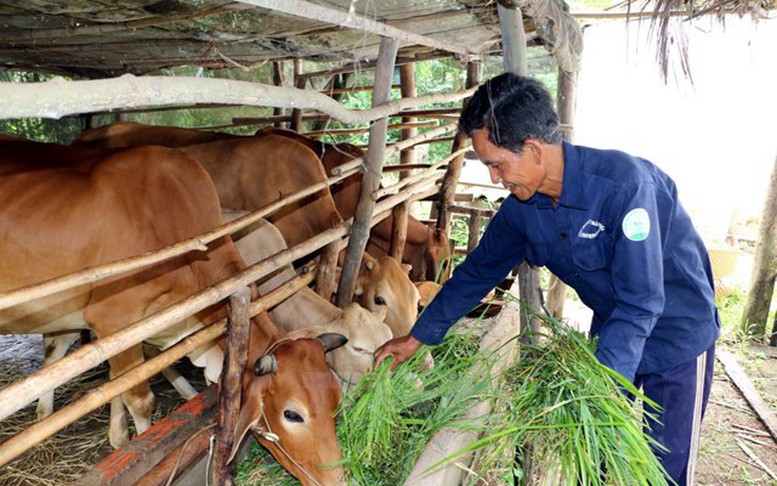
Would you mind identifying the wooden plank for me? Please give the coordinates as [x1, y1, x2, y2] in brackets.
[81, 386, 219, 485]
[717, 351, 777, 442]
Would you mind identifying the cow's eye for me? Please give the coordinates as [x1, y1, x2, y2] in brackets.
[284, 409, 304, 423]
[374, 296, 386, 306]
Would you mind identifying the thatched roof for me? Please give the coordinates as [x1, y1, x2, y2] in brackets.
[0, 0, 771, 83]
[0, 0, 583, 79]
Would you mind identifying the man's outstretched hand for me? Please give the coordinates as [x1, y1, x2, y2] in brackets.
[373, 334, 422, 371]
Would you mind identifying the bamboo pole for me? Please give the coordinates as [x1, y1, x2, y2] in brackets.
[382, 164, 433, 172]
[336, 36, 399, 309]
[446, 205, 495, 218]
[303, 120, 436, 137]
[374, 148, 467, 201]
[317, 84, 401, 95]
[329, 124, 458, 176]
[213, 287, 251, 485]
[230, 108, 460, 128]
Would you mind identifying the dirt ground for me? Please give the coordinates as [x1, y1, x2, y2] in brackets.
[1, 334, 777, 485]
[696, 343, 777, 485]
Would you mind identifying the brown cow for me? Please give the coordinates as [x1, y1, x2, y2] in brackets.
[257, 127, 452, 282]
[0, 143, 347, 484]
[74, 125, 344, 248]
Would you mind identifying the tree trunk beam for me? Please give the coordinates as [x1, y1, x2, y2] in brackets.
[0, 75, 476, 123]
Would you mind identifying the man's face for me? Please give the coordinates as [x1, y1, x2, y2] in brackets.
[472, 129, 543, 201]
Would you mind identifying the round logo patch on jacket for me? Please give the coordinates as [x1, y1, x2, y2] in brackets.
[622, 208, 650, 241]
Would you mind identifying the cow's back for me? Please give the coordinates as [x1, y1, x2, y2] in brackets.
[180, 134, 343, 247]
[74, 121, 238, 148]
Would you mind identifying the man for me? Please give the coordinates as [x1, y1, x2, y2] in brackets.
[374, 73, 719, 485]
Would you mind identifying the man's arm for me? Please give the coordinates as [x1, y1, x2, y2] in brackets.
[375, 200, 527, 368]
[594, 182, 670, 381]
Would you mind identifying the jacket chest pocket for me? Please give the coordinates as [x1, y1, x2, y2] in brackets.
[571, 237, 611, 271]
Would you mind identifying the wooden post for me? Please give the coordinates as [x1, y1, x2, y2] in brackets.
[316, 240, 341, 302]
[499, 4, 540, 484]
[545, 68, 578, 319]
[213, 287, 252, 485]
[290, 60, 305, 132]
[435, 61, 481, 234]
[467, 211, 481, 254]
[272, 61, 285, 127]
[336, 36, 399, 309]
[498, 0, 529, 76]
[399, 63, 418, 173]
[389, 202, 409, 261]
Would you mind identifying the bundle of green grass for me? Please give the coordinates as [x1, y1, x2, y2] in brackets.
[236, 313, 668, 485]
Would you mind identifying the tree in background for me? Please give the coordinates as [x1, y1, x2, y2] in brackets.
[741, 155, 777, 344]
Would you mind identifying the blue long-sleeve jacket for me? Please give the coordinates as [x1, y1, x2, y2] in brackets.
[412, 141, 720, 382]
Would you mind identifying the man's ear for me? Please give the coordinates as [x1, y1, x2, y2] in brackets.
[523, 139, 543, 162]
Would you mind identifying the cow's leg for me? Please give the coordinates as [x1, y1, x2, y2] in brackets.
[37, 331, 81, 420]
[144, 344, 198, 400]
[107, 344, 154, 446]
[109, 395, 129, 448]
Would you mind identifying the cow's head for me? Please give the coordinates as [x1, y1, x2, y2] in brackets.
[325, 302, 392, 386]
[425, 228, 453, 282]
[354, 255, 420, 338]
[232, 332, 348, 486]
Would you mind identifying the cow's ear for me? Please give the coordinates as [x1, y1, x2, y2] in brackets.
[316, 332, 348, 352]
[228, 376, 268, 464]
[402, 263, 413, 275]
[254, 354, 277, 376]
[362, 259, 374, 271]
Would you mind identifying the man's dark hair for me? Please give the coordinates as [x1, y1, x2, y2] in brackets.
[459, 73, 562, 154]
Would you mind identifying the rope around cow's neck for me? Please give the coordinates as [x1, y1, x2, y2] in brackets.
[253, 402, 325, 486]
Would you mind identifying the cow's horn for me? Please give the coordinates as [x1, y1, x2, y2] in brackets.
[316, 333, 348, 353]
[254, 354, 277, 376]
